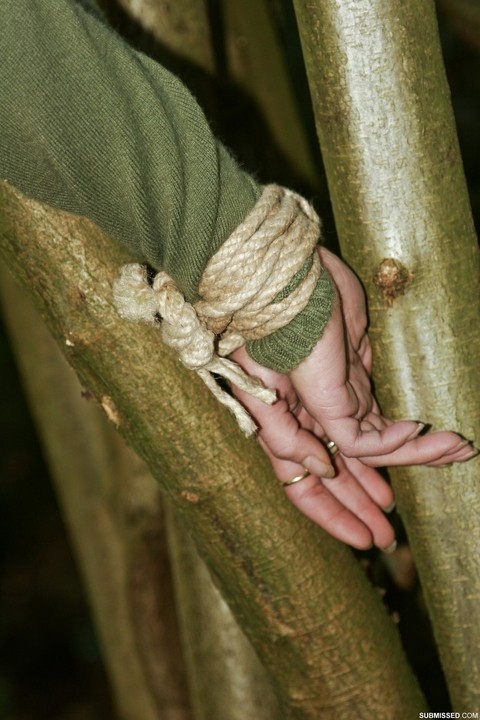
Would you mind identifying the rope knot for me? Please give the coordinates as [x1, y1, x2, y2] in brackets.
[113, 184, 324, 436]
[152, 272, 215, 370]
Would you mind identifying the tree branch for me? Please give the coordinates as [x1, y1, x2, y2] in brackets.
[0, 182, 425, 718]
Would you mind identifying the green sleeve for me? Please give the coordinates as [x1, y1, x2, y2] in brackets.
[0, 0, 334, 372]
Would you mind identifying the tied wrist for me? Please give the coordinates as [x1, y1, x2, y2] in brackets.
[113, 184, 324, 436]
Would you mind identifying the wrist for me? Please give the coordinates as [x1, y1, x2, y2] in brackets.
[245, 266, 336, 373]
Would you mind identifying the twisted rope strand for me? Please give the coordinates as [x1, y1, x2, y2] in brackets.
[196, 186, 320, 331]
[113, 185, 323, 436]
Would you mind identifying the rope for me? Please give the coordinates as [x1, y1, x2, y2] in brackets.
[113, 185, 322, 436]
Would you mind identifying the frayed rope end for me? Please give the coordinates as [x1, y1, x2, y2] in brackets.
[113, 264, 158, 323]
[113, 263, 276, 436]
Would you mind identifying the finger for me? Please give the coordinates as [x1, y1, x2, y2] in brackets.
[347, 352, 374, 418]
[427, 442, 478, 466]
[321, 416, 425, 458]
[285, 476, 375, 550]
[259, 438, 395, 551]
[320, 461, 396, 550]
[360, 413, 387, 432]
[259, 401, 335, 477]
[357, 335, 373, 373]
[359, 432, 475, 467]
[340, 456, 395, 510]
[314, 428, 397, 512]
[261, 446, 374, 549]
[297, 362, 424, 457]
[371, 398, 393, 425]
[235, 386, 335, 477]
[313, 421, 394, 510]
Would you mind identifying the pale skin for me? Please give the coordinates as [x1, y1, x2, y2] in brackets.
[231, 247, 476, 551]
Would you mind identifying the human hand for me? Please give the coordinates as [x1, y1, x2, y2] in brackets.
[230, 248, 476, 551]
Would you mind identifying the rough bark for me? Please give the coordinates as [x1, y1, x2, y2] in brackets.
[0, 182, 426, 718]
[2, 267, 285, 720]
[293, 0, 480, 708]
[92, 4, 289, 717]
[0, 268, 191, 720]
[166, 510, 281, 720]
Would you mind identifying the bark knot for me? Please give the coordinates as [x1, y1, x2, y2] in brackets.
[181, 490, 200, 504]
[373, 258, 413, 304]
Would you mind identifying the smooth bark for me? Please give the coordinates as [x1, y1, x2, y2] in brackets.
[0, 183, 426, 718]
[293, 0, 480, 707]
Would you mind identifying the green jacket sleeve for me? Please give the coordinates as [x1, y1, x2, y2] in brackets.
[0, 0, 334, 372]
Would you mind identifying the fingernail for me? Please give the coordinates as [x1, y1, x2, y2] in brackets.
[304, 456, 335, 479]
[442, 439, 473, 457]
[407, 422, 426, 441]
[383, 500, 396, 514]
[452, 439, 470, 451]
[461, 448, 480, 461]
[381, 540, 397, 554]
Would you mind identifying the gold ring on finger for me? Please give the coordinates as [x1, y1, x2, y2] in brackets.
[281, 469, 310, 488]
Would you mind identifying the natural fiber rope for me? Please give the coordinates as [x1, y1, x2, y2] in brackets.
[113, 184, 322, 436]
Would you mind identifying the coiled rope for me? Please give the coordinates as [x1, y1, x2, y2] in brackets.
[113, 185, 322, 436]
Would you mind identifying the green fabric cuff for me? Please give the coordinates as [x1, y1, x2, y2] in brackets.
[246, 266, 336, 372]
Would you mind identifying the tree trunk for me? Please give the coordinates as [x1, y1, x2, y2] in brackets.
[95, 4, 289, 716]
[166, 510, 281, 720]
[0, 183, 426, 718]
[0, 268, 191, 720]
[1, 266, 288, 720]
[293, 0, 480, 708]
